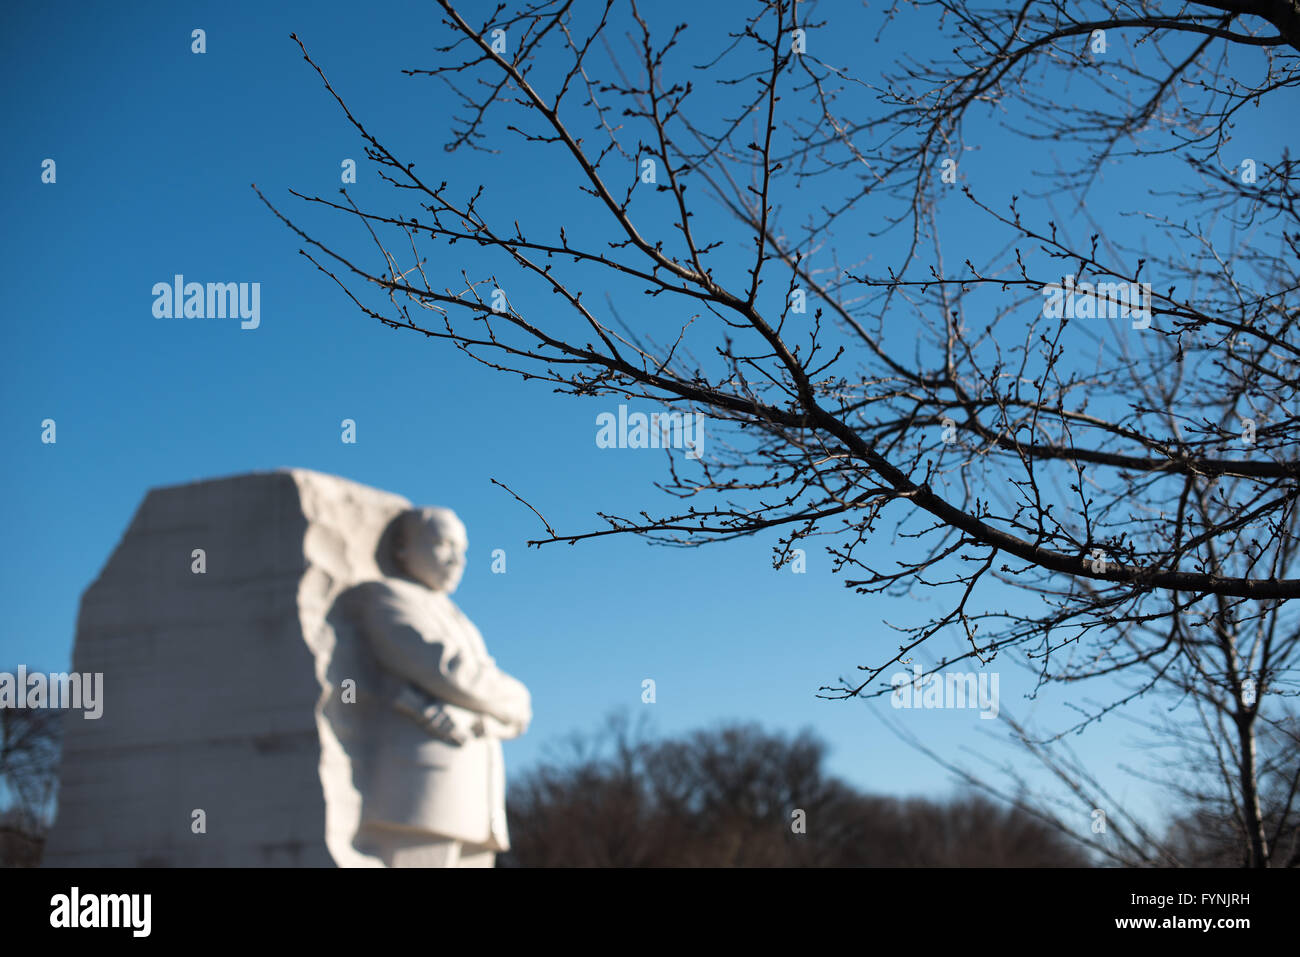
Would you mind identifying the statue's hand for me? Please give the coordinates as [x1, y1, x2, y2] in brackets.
[475, 711, 528, 740]
[418, 700, 470, 745]
[394, 686, 469, 744]
[491, 675, 532, 731]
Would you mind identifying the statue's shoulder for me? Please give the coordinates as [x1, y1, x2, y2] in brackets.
[347, 576, 422, 593]
[336, 577, 428, 611]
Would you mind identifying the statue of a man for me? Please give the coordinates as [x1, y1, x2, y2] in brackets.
[334, 507, 531, 867]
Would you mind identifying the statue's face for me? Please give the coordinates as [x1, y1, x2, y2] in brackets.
[400, 509, 468, 594]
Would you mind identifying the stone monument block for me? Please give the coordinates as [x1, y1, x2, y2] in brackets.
[44, 469, 412, 867]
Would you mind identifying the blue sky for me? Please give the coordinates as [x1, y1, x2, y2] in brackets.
[2, 0, 1291, 844]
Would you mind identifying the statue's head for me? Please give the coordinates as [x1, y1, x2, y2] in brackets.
[393, 507, 468, 594]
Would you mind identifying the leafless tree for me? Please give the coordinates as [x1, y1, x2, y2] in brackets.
[0, 706, 62, 866]
[502, 713, 1090, 866]
[263, 0, 1300, 864]
[888, 680, 1299, 867]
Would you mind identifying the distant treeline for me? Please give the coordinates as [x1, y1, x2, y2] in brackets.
[500, 716, 1091, 867]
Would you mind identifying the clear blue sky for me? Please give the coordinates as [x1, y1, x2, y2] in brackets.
[2, 0, 1289, 841]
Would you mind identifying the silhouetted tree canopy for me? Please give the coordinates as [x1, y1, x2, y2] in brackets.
[0, 706, 62, 868]
[501, 716, 1091, 866]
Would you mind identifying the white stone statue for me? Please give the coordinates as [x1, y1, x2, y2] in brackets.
[328, 507, 531, 868]
[44, 470, 529, 869]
